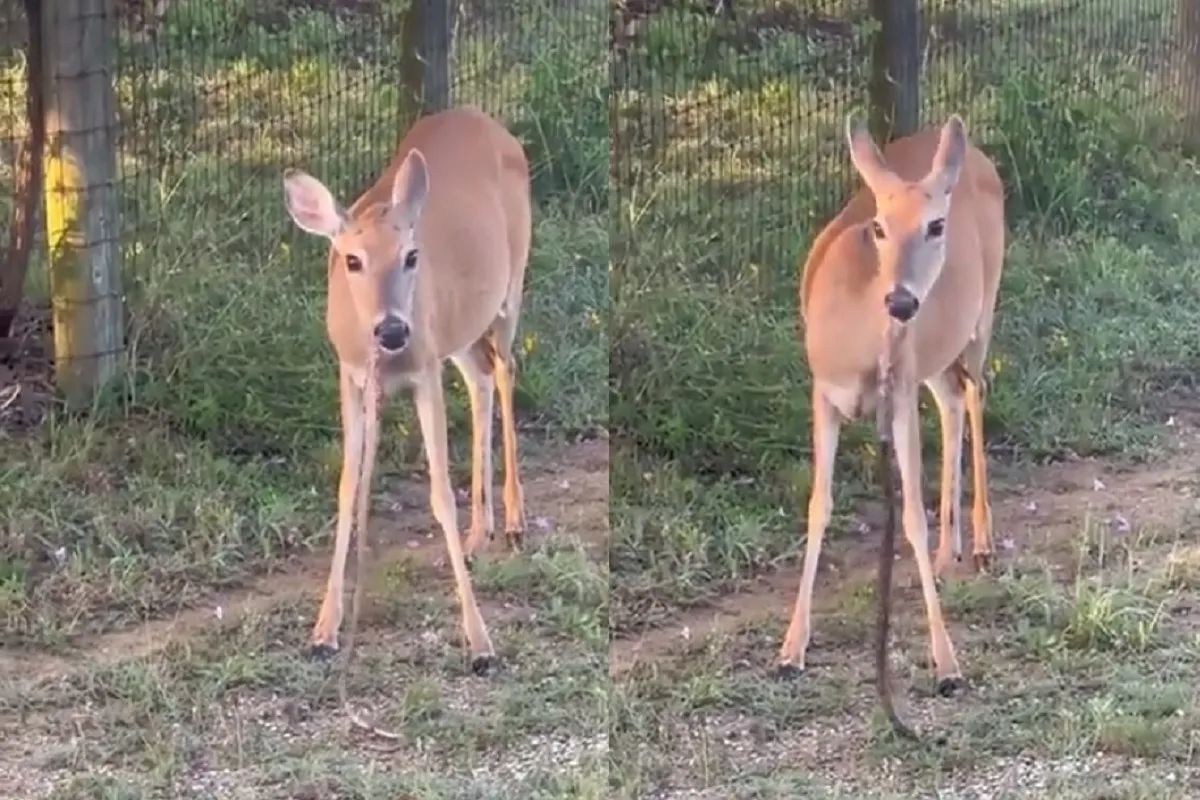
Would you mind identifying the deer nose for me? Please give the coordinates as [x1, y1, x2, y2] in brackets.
[884, 286, 920, 323]
[373, 316, 410, 352]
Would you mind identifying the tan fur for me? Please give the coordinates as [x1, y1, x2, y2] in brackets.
[283, 106, 532, 661]
[779, 115, 1005, 687]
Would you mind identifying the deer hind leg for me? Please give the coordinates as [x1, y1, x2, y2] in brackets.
[892, 386, 964, 695]
[957, 339, 995, 573]
[452, 343, 497, 559]
[488, 311, 526, 551]
[962, 369, 993, 571]
[311, 367, 365, 657]
[413, 367, 497, 673]
[777, 386, 841, 675]
[925, 370, 966, 579]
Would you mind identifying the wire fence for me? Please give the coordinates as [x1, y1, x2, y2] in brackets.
[611, 0, 1193, 476]
[105, 0, 604, 295]
[612, 0, 1181, 288]
[0, 0, 605, 424]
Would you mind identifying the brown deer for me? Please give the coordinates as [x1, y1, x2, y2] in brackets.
[281, 106, 532, 673]
[779, 114, 1005, 695]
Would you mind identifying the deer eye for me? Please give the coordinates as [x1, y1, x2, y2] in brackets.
[871, 220, 886, 240]
[403, 249, 419, 271]
[926, 218, 946, 238]
[344, 254, 363, 273]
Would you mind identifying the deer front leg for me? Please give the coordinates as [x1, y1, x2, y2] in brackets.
[311, 367, 365, 657]
[412, 368, 497, 674]
[893, 388, 964, 696]
[778, 388, 841, 676]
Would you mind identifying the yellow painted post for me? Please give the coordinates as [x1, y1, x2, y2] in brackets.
[41, 0, 124, 407]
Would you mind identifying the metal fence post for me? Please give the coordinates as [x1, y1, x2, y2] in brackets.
[868, 0, 920, 143]
[41, 0, 124, 407]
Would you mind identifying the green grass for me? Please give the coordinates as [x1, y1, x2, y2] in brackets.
[8, 0, 1200, 795]
[610, 0, 1200, 796]
[611, 506, 1200, 797]
[0, 0, 608, 795]
[0, 0, 607, 637]
[1, 523, 609, 797]
[610, 0, 1198, 625]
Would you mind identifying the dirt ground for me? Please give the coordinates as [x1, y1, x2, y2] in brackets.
[610, 420, 1200, 798]
[5, 420, 1200, 797]
[0, 437, 610, 799]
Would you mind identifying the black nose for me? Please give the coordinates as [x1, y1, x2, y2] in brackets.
[373, 317, 410, 351]
[884, 287, 920, 323]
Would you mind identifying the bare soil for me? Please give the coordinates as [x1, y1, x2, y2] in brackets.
[0, 437, 610, 798]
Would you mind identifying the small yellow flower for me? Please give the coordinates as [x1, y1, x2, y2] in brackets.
[523, 334, 537, 354]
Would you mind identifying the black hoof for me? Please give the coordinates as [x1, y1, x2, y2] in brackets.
[774, 663, 804, 681]
[935, 675, 967, 698]
[471, 654, 500, 676]
[506, 527, 525, 554]
[464, 553, 476, 571]
[973, 553, 992, 574]
[310, 643, 338, 662]
[505, 529, 524, 552]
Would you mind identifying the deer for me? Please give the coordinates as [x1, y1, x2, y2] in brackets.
[778, 114, 1005, 699]
[281, 105, 532, 675]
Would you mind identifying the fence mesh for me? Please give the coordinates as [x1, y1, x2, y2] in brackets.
[0, 0, 606, 448]
[110, 0, 604, 289]
[613, 0, 1180, 283]
[0, 0, 605, 298]
[611, 0, 1192, 477]
[1, 0, 1192, 452]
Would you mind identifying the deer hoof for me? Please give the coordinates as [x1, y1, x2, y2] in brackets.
[309, 642, 339, 663]
[471, 654, 501, 677]
[505, 529, 524, 552]
[935, 675, 967, 698]
[774, 663, 805, 682]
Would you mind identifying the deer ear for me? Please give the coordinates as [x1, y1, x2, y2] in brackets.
[930, 115, 968, 193]
[845, 114, 892, 193]
[389, 148, 429, 228]
[282, 169, 346, 238]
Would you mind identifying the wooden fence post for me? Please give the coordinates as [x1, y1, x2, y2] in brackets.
[868, 0, 921, 143]
[419, 0, 452, 112]
[1178, 0, 1200, 153]
[41, 0, 124, 407]
[399, 0, 452, 133]
[0, 0, 45, 340]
